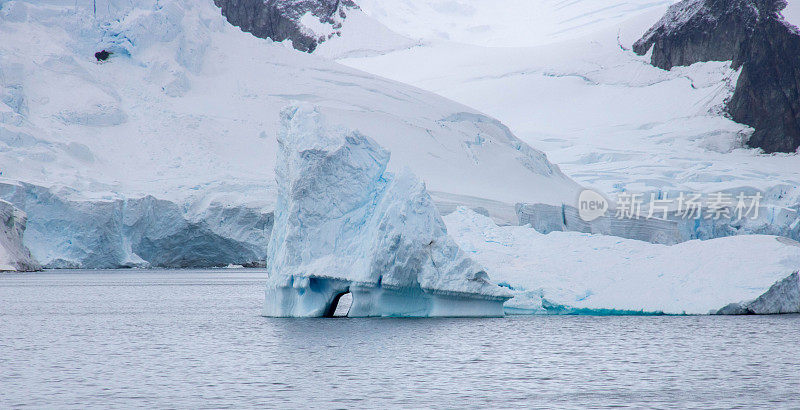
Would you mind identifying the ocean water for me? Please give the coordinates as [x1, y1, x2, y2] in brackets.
[1, 269, 798, 409]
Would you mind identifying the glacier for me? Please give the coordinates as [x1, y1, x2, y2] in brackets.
[0, 182, 272, 269]
[445, 207, 800, 315]
[336, 0, 800, 244]
[0, 0, 581, 267]
[0, 199, 40, 272]
[517, 186, 800, 246]
[263, 105, 511, 317]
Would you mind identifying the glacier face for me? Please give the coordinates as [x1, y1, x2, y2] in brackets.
[0, 199, 40, 272]
[0, 182, 272, 269]
[517, 186, 800, 246]
[264, 105, 510, 317]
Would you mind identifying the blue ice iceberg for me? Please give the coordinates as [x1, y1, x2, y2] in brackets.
[263, 105, 511, 317]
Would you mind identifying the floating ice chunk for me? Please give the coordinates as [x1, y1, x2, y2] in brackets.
[264, 105, 510, 317]
[445, 207, 800, 315]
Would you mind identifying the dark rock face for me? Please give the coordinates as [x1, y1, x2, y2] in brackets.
[729, 18, 800, 152]
[214, 0, 357, 52]
[633, 0, 800, 153]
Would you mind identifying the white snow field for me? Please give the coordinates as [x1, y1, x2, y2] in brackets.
[783, 0, 800, 29]
[336, 0, 800, 222]
[0, 200, 40, 271]
[0, 0, 581, 266]
[264, 105, 510, 317]
[445, 208, 800, 315]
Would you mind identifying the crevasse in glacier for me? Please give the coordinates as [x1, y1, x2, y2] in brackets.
[264, 105, 511, 317]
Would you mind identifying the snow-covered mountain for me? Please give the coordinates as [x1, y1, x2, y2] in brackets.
[335, 0, 800, 243]
[3, 0, 800, 314]
[0, 0, 580, 268]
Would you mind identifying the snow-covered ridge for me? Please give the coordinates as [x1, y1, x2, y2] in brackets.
[339, 0, 800, 241]
[0, 199, 40, 272]
[264, 105, 510, 317]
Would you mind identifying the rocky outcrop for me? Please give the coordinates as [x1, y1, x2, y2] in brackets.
[214, 0, 356, 52]
[634, 0, 800, 153]
[0, 200, 41, 272]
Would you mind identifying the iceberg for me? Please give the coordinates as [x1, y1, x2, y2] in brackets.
[0, 199, 40, 272]
[445, 207, 800, 315]
[264, 105, 511, 317]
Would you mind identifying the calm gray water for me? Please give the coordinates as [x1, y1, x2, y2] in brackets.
[1, 270, 799, 409]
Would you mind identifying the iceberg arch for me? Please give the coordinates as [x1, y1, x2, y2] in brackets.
[263, 105, 511, 317]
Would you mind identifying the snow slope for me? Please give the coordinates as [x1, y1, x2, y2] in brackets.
[264, 105, 510, 317]
[0, 199, 40, 272]
[337, 0, 800, 222]
[0, 0, 581, 266]
[445, 208, 800, 314]
[353, 0, 675, 48]
[782, 0, 800, 28]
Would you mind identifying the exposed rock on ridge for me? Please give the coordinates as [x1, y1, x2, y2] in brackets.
[214, 0, 357, 52]
[634, 0, 800, 153]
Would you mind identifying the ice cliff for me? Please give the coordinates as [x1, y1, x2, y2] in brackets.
[264, 105, 511, 317]
[517, 186, 800, 246]
[0, 182, 272, 269]
[0, 199, 40, 272]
